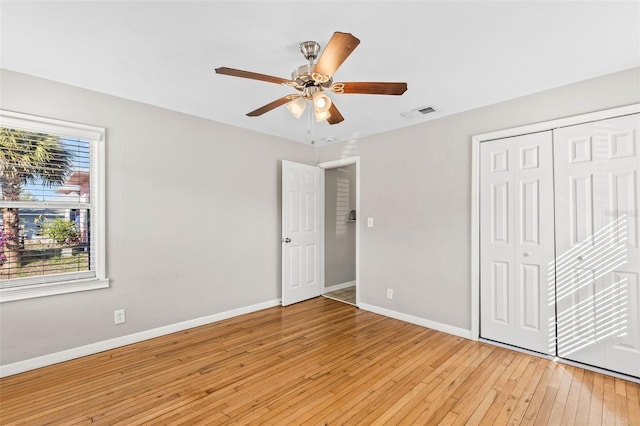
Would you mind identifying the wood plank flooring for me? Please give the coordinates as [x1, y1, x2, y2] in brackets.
[0, 297, 638, 425]
[323, 286, 356, 305]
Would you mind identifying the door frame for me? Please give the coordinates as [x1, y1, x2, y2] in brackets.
[470, 103, 640, 341]
[317, 156, 360, 306]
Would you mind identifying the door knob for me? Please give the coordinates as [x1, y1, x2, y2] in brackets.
[577, 255, 584, 261]
[283, 237, 291, 243]
[523, 252, 532, 257]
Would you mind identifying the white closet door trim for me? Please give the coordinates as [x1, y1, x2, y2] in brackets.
[471, 103, 640, 341]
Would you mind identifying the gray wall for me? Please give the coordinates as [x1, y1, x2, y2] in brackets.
[0, 70, 315, 364]
[324, 165, 356, 287]
[2, 67, 638, 366]
[317, 67, 640, 331]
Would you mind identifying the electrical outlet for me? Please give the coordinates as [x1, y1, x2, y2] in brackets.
[114, 309, 126, 325]
[386, 288, 394, 299]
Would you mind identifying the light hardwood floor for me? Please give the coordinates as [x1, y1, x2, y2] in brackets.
[323, 286, 356, 305]
[0, 297, 638, 425]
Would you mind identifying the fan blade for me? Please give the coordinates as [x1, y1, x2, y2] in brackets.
[331, 82, 408, 95]
[215, 67, 291, 85]
[314, 32, 361, 78]
[247, 96, 292, 117]
[327, 103, 344, 125]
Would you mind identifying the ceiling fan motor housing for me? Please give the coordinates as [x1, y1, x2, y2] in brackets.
[291, 64, 332, 92]
[287, 40, 333, 93]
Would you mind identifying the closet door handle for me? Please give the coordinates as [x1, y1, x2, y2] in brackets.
[577, 255, 584, 261]
[523, 252, 532, 257]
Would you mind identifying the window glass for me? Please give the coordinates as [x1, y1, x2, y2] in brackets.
[0, 111, 107, 301]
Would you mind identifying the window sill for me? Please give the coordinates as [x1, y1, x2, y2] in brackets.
[0, 278, 110, 303]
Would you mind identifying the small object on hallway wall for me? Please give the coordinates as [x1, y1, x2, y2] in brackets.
[387, 288, 394, 299]
[367, 217, 374, 228]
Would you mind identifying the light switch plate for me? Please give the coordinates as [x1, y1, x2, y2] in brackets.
[367, 217, 374, 227]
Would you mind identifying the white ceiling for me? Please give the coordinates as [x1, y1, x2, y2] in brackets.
[1, 1, 639, 146]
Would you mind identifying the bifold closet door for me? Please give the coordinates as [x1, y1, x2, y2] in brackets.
[480, 131, 555, 354]
[555, 114, 640, 378]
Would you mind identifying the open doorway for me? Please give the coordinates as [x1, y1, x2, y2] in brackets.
[319, 158, 359, 306]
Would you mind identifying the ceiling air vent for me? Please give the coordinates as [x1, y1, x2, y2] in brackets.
[401, 106, 436, 119]
[418, 106, 435, 114]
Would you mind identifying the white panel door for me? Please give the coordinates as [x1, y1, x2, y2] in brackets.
[480, 131, 555, 354]
[281, 160, 321, 306]
[480, 137, 516, 345]
[555, 114, 640, 377]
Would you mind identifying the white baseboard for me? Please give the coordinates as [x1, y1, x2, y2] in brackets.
[324, 280, 356, 292]
[358, 302, 473, 340]
[0, 298, 281, 378]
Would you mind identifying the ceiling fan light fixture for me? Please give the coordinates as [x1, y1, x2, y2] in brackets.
[312, 91, 332, 113]
[314, 109, 331, 122]
[287, 96, 307, 118]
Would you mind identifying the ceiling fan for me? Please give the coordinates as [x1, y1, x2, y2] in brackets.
[215, 32, 408, 125]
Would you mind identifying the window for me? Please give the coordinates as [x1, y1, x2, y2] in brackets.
[0, 110, 108, 302]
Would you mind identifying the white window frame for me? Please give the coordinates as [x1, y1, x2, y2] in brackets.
[0, 110, 108, 302]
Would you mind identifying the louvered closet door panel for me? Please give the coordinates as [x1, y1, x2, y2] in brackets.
[480, 131, 555, 354]
[555, 114, 640, 378]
